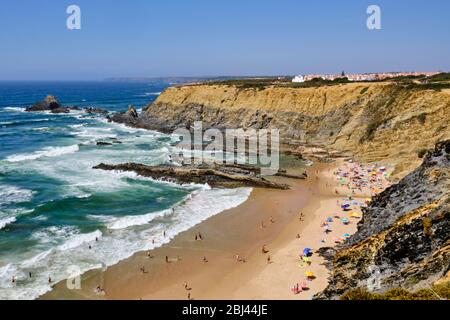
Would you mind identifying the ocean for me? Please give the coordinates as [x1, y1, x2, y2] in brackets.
[0, 81, 252, 300]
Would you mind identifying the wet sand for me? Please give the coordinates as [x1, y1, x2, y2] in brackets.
[43, 159, 385, 300]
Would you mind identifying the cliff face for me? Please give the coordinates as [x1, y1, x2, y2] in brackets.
[318, 140, 450, 299]
[140, 83, 450, 178]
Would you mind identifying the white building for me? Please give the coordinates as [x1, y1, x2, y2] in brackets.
[292, 75, 305, 83]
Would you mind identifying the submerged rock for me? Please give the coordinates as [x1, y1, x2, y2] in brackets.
[85, 107, 109, 115]
[96, 141, 113, 146]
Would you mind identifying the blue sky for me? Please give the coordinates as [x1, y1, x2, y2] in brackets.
[0, 0, 449, 80]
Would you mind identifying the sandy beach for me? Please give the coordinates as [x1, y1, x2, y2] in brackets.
[43, 158, 391, 300]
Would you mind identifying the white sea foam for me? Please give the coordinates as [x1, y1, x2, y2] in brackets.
[20, 250, 53, 268]
[0, 217, 16, 230]
[6, 144, 80, 162]
[69, 124, 85, 129]
[0, 112, 255, 300]
[107, 209, 173, 230]
[57, 230, 102, 251]
[2, 107, 25, 112]
[137, 92, 161, 97]
[31, 226, 80, 245]
[1, 118, 50, 127]
[74, 128, 117, 140]
[0, 186, 252, 300]
[0, 185, 34, 204]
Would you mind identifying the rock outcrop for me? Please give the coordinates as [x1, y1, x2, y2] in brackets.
[92, 162, 297, 189]
[317, 140, 450, 299]
[26, 95, 109, 115]
[111, 83, 450, 178]
[26, 95, 69, 113]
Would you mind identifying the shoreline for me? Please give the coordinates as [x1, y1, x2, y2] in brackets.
[42, 158, 388, 300]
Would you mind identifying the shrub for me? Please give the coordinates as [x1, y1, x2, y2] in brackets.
[340, 288, 383, 300]
[339, 282, 450, 300]
[418, 149, 428, 159]
[417, 113, 427, 125]
[360, 87, 369, 94]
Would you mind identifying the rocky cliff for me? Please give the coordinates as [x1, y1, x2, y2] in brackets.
[118, 82, 450, 178]
[106, 80, 450, 299]
[318, 140, 449, 299]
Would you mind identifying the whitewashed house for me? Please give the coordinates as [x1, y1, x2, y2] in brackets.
[292, 75, 305, 83]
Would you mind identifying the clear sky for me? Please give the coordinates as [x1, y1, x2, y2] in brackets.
[0, 0, 449, 80]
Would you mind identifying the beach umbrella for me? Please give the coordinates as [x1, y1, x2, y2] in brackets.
[326, 217, 333, 223]
[343, 233, 351, 238]
[305, 271, 315, 278]
[351, 212, 361, 218]
[303, 248, 312, 256]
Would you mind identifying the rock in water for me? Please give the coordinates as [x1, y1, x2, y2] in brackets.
[93, 162, 291, 189]
[26, 95, 62, 112]
[127, 105, 138, 119]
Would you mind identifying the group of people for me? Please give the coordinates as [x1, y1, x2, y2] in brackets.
[334, 161, 392, 196]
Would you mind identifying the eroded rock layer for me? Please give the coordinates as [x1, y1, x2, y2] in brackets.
[111, 83, 450, 178]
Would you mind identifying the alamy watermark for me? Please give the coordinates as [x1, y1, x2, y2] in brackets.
[173, 122, 280, 176]
[66, 5, 81, 30]
[367, 5, 381, 30]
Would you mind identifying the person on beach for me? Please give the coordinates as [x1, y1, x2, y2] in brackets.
[165, 256, 169, 263]
[270, 216, 275, 224]
[260, 220, 265, 229]
[203, 256, 208, 263]
[262, 245, 269, 254]
[29, 272, 32, 278]
[48, 277, 52, 284]
[267, 255, 271, 264]
[11, 276, 16, 284]
[299, 212, 305, 221]
[163, 231, 166, 237]
[187, 293, 191, 300]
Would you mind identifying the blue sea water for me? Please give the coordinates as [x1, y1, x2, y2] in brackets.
[0, 82, 252, 300]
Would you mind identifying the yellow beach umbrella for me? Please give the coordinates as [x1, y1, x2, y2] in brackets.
[351, 212, 361, 218]
[305, 271, 315, 278]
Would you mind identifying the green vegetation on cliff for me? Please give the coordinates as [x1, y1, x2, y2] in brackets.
[341, 281, 450, 300]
